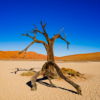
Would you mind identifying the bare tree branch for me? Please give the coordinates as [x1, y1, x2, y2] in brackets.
[32, 29, 43, 35]
[19, 22, 69, 59]
[33, 24, 37, 29]
[22, 33, 35, 40]
[26, 21, 49, 44]
[51, 28, 69, 49]
[18, 40, 47, 58]
[44, 23, 47, 27]
[40, 21, 47, 33]
[34, 40, 48, 48]
[19, 32, 48, 57]
[58, 28, 64, 34]
[29, 22, 49, 45]
[40, 21, 50, 44]
[28, 24, 44, 35]
[51, 28, 64, 41]
[22, 32, 48, 47]
[63, 33, 67, 39]
[59, 34, 70, 49]
[18, 41, 35, 58]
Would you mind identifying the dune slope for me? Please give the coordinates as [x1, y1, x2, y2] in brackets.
[0, 51, 58, 60]
[56, 52, 100, 61]
[0, 51, 100, 61]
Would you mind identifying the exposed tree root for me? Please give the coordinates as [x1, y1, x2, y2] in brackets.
[31, 61, 82, 95]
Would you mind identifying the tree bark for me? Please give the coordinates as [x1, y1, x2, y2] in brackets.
[46, 42, 58, 78]
[47, 44, 54, 70]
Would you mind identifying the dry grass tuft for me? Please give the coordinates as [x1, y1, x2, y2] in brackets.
[21, 71, 35, 76]
[61, 67, 85, 78]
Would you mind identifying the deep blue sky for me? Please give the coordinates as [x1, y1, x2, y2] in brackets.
[0, 0, 100, 57]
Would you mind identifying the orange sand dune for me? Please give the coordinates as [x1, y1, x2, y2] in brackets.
[0, 51, 58, 60]
[0, 51, 100, 61]
[56, 52, 100, 61]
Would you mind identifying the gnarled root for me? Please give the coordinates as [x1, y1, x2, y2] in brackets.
[42, 61, 82, 95]
[30, 63, 58, 90]
[77, 86, 82, 95]
[30, 61, 82, 95]
[30, 70, 42, 91]
[45, 71, 58, 88]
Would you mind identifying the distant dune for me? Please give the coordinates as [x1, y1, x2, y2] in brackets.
[0, 51, 100, 61]
[0, 51, 58, 60]
[56, 52, 100, 61]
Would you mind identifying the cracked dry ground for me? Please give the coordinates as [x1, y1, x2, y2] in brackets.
[0, 61, 100, 100]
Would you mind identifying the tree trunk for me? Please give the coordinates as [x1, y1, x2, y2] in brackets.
[47, 44, 54, 70]
[46, 43, 58, 78]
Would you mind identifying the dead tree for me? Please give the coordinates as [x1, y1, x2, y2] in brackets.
[19, 21, 82, 95]
[19, 21, 69, 78]
[31, 61, 82, 95]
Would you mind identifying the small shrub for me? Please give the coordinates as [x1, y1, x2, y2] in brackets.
[21, 71, 35, 76]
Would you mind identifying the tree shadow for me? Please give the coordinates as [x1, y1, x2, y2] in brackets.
[26, 77, 78, 94]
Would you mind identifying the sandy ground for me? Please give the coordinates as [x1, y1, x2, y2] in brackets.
[0, 61, 100, 100]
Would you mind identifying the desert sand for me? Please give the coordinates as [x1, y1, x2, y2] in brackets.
[0, 60, 100, 100]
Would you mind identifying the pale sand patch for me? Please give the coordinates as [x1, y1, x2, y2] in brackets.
[0, 61, 100, 100]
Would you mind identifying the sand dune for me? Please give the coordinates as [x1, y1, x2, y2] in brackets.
[56, 52, 100, 61]
[0, 51, 100, 61]
[0, 51, 58, 60]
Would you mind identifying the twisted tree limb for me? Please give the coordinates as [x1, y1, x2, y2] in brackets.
[45, 71, 58, 87]
[31, 70, 43, 91]
[19, 21, 70, 58]
[31, 21, 50, 44]
[51, 29, 69, 49]
[40, 21, 50, 44]
[18, 41, 35, 58]
[18, 29, 48, 57]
